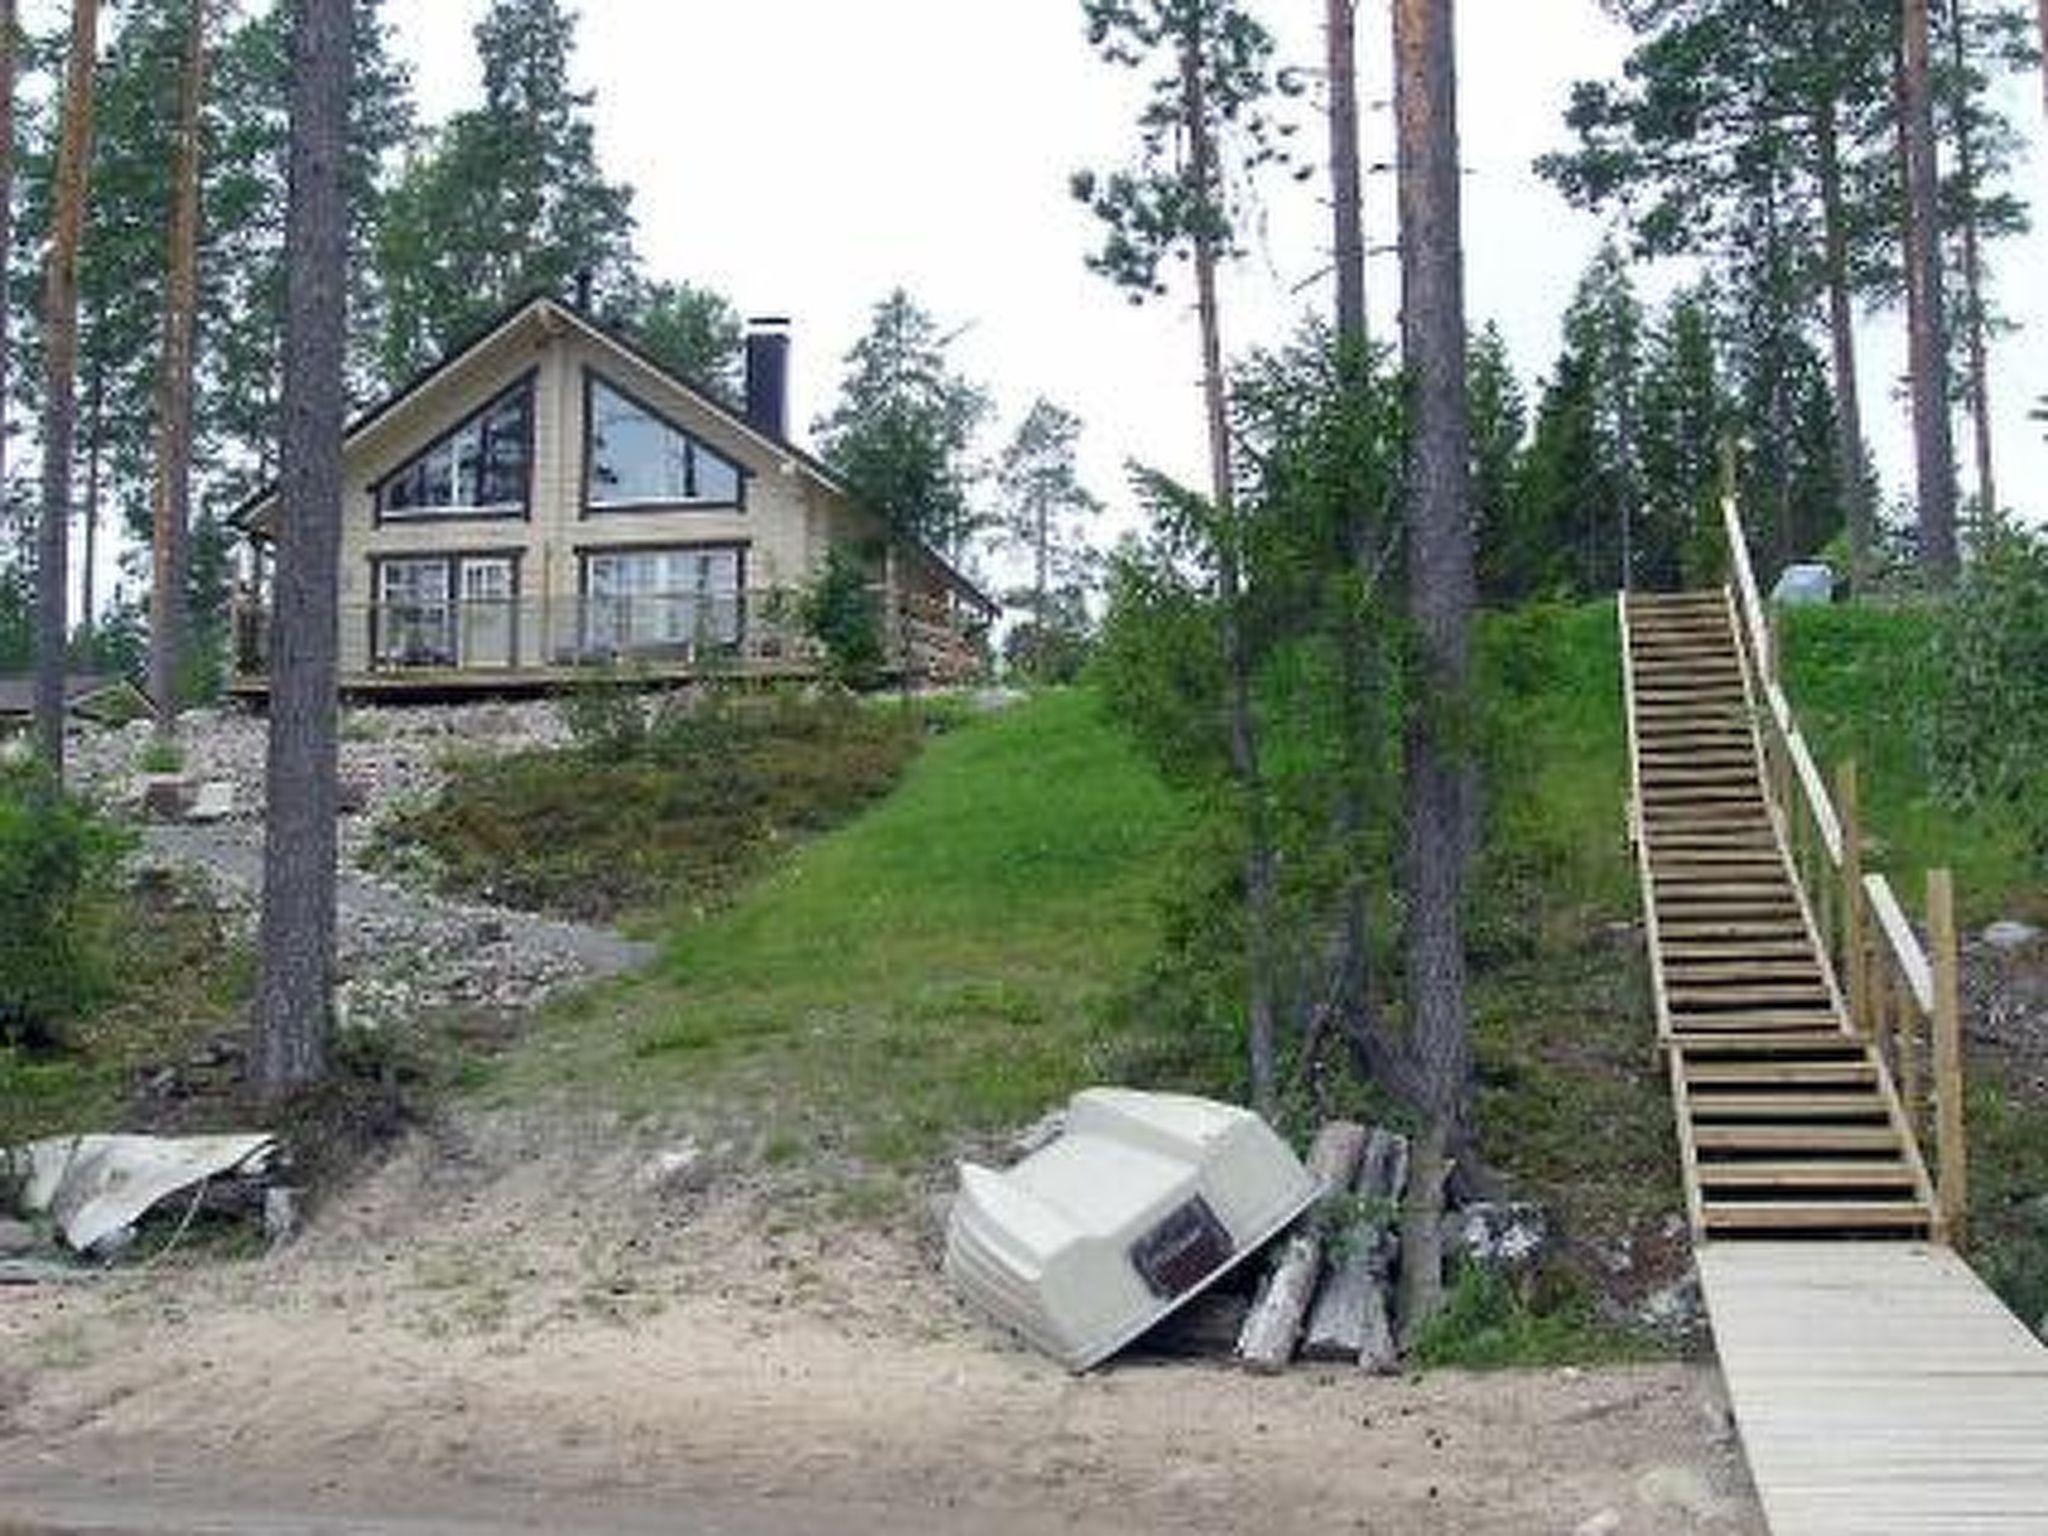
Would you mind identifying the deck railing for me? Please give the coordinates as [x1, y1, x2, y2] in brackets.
[1721, 492, 1968, 1241]
[236, 585, 987, 688]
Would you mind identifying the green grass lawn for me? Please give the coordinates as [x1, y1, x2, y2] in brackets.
[493, 688, 1197, 1186]
[1780, 603, 2041, 925]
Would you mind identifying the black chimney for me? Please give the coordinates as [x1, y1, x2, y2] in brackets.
[744, 317, 790, 441]
[573, 268, 593, 311]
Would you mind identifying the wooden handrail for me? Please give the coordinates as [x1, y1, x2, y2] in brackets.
[1865, 875, 1936, 1015]
[1720, 478, 1968, 1243]
[1723, 489, 1775, 688]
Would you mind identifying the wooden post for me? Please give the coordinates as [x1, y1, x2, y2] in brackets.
[1837, 761, 1868, 1037]
[1871, 948, 1895, 1085]
[1928, 869, 1968, 1246]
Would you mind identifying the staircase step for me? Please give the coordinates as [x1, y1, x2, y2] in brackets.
[1671, 1008, 1842, 1031]
[1675, 1031, 1860, 1055]
[1694, 1160, 1916, 1190]
[1693, 1124, 1904, 1153]
[1688, 1092, 1892, 1120]
[1684, 1059, 1878, 1086]
[1663, 961, 1826, 983]
[1700, 1199, 1931, 1234]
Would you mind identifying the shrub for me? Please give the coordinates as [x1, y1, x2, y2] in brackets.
[1926, 530, 2048, 860]
[555, 668, 653, 759]
[138, 737, 184, 775]
[801, 544, 886, 689]
[0, 763, 128, 1051]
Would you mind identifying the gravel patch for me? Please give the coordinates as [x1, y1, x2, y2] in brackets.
[71, 702, 651, 1028]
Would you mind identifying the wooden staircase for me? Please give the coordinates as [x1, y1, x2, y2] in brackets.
[1621, 591, 1938, 1240]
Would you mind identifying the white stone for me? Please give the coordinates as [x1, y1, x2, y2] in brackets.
[1573, 1511, 1622, 1536]
[1983, 920, 2042, 953]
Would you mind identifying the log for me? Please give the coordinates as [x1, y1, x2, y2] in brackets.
[1236, 1120, 1369, 1373]
[1301, 1127, 1409, 1371]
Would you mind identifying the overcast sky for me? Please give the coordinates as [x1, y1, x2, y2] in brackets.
[130, 0, 2048, 609]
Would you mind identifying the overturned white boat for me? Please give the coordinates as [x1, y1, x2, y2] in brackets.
[946, 1088, 1317, 1371]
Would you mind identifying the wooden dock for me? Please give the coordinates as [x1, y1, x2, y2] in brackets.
[1621, 528, 2048, 1531]
[1701, 1242, 2048, 1533]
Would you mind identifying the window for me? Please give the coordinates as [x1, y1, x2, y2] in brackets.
[585, 377, 743, 509]
[375, 558, 454, 666]
[582, 547, 742, 653]
[378, 377, 532, 518]
[373, 555, 518, 669]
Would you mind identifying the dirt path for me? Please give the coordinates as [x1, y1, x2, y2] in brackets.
[0, 1113, 1762, 1536]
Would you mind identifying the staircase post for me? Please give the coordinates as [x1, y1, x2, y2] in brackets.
[1928, 868, 1968, 1246]
[1837, 760, 1869, 1037]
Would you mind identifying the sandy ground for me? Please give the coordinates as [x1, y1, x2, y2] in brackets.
[0, 1114, 1763, 1536]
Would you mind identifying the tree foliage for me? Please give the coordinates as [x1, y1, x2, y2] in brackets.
[814, 288, 989, 557]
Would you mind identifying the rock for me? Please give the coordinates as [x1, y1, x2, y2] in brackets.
[1770, 561, 1834, 606]
[0, 1219, 39, 1258]
[1983, 920, 2043, 954]
[1638, 1269, 1706, 1338]
[1573, 1512, 1622, 1536]
[643, 1142, 710, 1195]
[186, 780, 237, 823]
[141, 774, 195, 821]
[1443, 1201, 1550, 1275]
[1634, 1463, 1727, 1521]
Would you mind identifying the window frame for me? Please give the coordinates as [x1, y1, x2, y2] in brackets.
[370, 370, 538, 526]
[579, 367, 750, 517]
[366, 550, 524, 670]
[574, 540, 750, 654]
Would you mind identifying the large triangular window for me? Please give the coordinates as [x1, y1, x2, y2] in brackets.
[377, 375, 532, 519]
[585, 375, 744, 509]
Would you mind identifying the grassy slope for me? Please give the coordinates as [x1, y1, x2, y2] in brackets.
[496, 689, 1194, 1183]
[1471, 602, 1680, 1240]
[1779, 605, 2040, 924]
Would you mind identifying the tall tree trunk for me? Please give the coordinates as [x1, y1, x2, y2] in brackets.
[1327, 0, 1366, 348]
[1901, 0, 1960, 581]
[34, 0, 100, 772]
[253, 0, 350, 1095]
[1182, 31, 1281, 1119]
[0, 0, 16, 535]
[2038, 0, 2048, 114]
[1814, 91, 1874, 596]
[1392, 0, 1475, 1341]
[151, 0, 208, 736]
[80, 359, 101, 643]
[1326, 0, 1390, 1089]
[1947, 0, 1997, 539]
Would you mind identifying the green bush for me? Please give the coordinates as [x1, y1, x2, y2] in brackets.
[555, 668, 653, 759]
[801, 544, 886, 689]
[0, 763, 128, 1051]
[1926, 530, 2048, 862]
[373, 693, 922, 920]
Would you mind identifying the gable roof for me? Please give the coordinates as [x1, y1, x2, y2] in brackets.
[229, 290, 997, 614]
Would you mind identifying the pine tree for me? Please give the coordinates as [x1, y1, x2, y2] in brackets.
[378, 0, 634, 379]
[1073, 0, 1297, 1115]
[1903, 0, 1961, 580]
[996, 398, 1101, 679]
[34, 0, 100, 770]
[1638, 286, 1730, 588]
[814, 289, 990, 558]
[1467, 322, 1528, 606]
[253, 0, 350, 1095]
[619, 278, 742, 393]
[1392, 0, 1476, 1345]
[149, 0, 207, 736]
